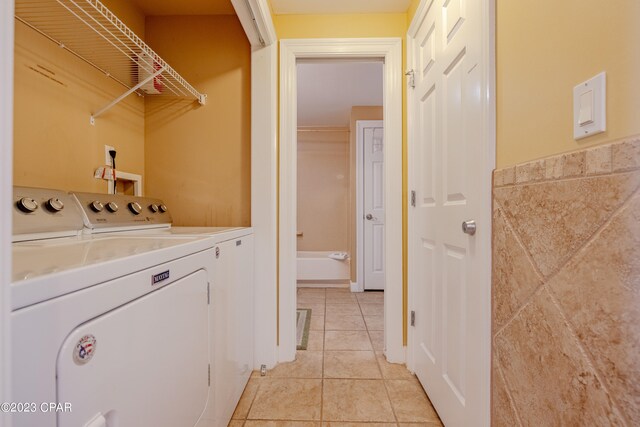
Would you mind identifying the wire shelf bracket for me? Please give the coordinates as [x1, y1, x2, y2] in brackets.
[15, 0, 207, 124]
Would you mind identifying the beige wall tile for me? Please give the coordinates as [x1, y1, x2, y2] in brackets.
[494, 172, 640, 277]
[385, 379, 441, 423]
[502, 167, 516, 185]
[492, 354, 521, 427]
[516, 160, 545, 183]
[547, 194, 640, 424]
[322, 379, 395, 422]
[495, 289, 624, 425]
[248, 379, 322, 421]
[325, 331, 373, 351]
[323, 351, 381, 379]
[562, 151, 586, 178]
[492, 208, 543, 330]
[586, 144, 612, 175]
[612, 138, 640, 172]
[545, 155, 564, 180]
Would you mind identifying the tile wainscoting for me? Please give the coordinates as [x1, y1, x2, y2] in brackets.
[492, 137, 640, 426]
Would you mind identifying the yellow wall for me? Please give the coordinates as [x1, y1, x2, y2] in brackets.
[13, 0, 145, 192]
[297, 129, 349, 252]
[497, 0, 640, 167]
[144, 15, 251, 227]
[349, 106, 383, 283]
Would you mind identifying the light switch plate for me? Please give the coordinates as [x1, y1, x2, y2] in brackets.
[573, 72, 606, 140]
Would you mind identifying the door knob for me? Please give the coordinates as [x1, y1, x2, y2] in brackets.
[365, 214, 374, 220]
[462, 220, 476, 235]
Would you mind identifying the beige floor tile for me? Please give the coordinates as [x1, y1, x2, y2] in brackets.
[298, 294, 326, 304]
[326, 304, 361, 316]
[228, 420, 245, 427]
[325, 331, 373, 351]
[324, 351, 381, 379]
[248, 378, 322, 421]
[323, 423, 396, 427]
[356, 292, 384, 304]
[323, 379, 396, 422]
[359, 303, 384, 316]
[298, 303, 325, 314]
[310, 315, 325, 331]
[369, 331, 384, 351]
[398, 423, 443, 427]
[325, 293, 358, 304]
[267, 351, 323, 378]
[233, 377, 263, 419]
[385, 379, 441, 423]
[325, 314, 366, 331]
[298, 288, 326, 295]
[305, 330, 324, 351]
[376, 352, 414, 380]
[325, 288, 352, 294]
[364, 315, 384, 331]
[245, 422, 320, 427]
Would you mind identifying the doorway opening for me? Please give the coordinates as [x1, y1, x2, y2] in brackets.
[279, 39, 403, 364]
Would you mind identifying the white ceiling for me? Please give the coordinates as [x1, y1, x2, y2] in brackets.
[271, 0, 412, 15]
[129, 0, 235, 16]
[297, 62, 383, 128]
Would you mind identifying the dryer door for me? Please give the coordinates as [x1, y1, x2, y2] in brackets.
[57, 270, 210, 427]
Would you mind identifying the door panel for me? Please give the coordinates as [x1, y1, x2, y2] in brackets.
[363, 123, 385, 290]
[408, 0, 490, 425]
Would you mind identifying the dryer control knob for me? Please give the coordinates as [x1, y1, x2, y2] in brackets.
[46, 198, 64, 212]
[128, 202, 142, 215]
[149, 203, 159, 213]
[17, 197, 38, 213]
[106, 202, 119, 213]
[158, 204, 168, 213]
[90, 201, 104, 212]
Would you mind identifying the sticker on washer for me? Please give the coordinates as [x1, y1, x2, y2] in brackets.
[73, 334, 96, 365]
[152, 270, 170, 285]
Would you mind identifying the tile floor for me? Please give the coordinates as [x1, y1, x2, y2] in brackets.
[230, 287, 443, 426]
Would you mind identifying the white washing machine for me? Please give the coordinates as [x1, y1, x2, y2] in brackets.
[71, 191, 255, 427]
[11, 187, 217, 427]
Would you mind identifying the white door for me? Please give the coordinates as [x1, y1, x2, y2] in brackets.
[361, 121, 385, 290]
[408, 0, 492, 426]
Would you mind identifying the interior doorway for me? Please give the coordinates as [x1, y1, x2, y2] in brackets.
[279, 39, 403, 364]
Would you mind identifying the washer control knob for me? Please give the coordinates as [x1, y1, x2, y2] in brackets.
[128, 202, 142, 215]
[149, 203, 159, 213]
[158, 204, 168, 213]
[17, 197, 38, 213]
[90, 201, 104, 212]
[46, 198, 64, 212]
[106, 202, 119, 213]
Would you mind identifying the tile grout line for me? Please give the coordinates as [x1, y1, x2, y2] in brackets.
[493, 349, 525, 427]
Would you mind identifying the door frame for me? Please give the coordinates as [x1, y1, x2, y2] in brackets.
[406, 0, 496, 424]
[1, 0, 13, 417]
[356, 120, 384, 293]
[279, 38, 404, 363]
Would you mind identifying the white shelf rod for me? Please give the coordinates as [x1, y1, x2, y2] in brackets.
[90, 67, 165, 125]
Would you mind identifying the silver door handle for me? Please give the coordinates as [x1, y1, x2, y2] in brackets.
[462, 220, 476, 235]
[365, 214, 374, 220]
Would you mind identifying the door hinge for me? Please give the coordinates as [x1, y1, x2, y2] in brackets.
[411, 310, 416, 327]
[405, 69, 415, 89]
[411, 190, 416, 207]
[208, 364, 211, 386]
[207, 282, 210, 305]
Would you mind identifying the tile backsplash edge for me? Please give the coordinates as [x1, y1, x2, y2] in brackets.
[494, 135, 640, 187]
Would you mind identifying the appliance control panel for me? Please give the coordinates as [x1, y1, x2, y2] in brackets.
[12, 187, 85, 240]
[72, 192, 172, 230]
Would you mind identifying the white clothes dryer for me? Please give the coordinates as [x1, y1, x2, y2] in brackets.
[11, 187, 216, 427]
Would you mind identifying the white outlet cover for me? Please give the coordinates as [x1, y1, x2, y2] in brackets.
[573, 72, 606, 140]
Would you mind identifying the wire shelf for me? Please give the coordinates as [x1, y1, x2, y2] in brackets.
[15, 0, 207, 123]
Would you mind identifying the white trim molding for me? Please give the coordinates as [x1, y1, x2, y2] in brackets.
[1, 0, 14, 419]
[279, 38, 404, 363]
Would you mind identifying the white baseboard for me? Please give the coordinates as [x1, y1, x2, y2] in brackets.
[350, 281, 363, 293]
